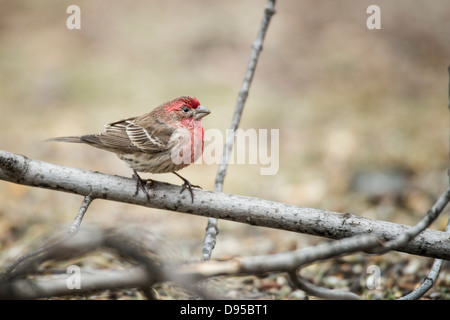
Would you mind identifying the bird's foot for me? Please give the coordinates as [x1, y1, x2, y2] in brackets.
[132, 170, 152, 201]
[173, 172, 201, 203]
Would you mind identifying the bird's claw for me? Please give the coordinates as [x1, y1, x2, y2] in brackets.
[173, 172, 201, 203]
[132, 170, 152, 201]
[180, 181, 202, 202]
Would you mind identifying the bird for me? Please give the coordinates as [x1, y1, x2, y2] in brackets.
[47, 96, 210, 202]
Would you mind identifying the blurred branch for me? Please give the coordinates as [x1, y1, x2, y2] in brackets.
[1, 150, 450, 261]
[0, 228, 379, 300]
[0, 227, 161, 299]
[203, 0, 277, 262]
[3, 194, 94, 277]
[369, 188, 450, 254]
[395, 192, 450, 300]
[194, 234, 380, 275]
[397, 258, 444, 300]
[396, 66, 450, 300]
[0, 266, 154, 300]
[289, 272, 362, 300]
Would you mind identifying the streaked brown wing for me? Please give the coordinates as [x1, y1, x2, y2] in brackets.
[78, 117, 137, 152]
[94, 117, 173, 153]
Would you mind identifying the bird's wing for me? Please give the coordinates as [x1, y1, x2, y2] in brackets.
[125, 122, 171, 152]
[93, 117, 173, 153]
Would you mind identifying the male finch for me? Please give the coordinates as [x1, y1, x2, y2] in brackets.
[48, 96, 210, 202]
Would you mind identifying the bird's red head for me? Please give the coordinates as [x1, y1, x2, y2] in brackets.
[160, 96, 210, 129]
[165, 96, 201, 113]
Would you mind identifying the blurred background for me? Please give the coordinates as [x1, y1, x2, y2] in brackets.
[1, 0, 450, 299]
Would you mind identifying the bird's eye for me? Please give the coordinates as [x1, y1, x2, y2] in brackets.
[181, 106, 190, 113]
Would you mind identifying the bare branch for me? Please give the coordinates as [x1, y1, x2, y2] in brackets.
[0, 227, 162, 299]
[182, 234, 381, 280]
[2, 194, 94, 277]
[289, 272, 362, 300]
[397, 202, 450, 299]
[369, 188, 450, 253]
[203, 0, 277, 262]
[1, 150, 450, 260]
[0, 266, 153, 300]
[396, 66, 450, 300]
[0, 229, 379, 300]
[397, 259, 444, 300]
[69, 194, 94, 235]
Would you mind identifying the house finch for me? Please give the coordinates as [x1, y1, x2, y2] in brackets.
[47, 96, 210, 202]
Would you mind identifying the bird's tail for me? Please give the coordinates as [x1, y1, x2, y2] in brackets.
[45, 136, 84, 143]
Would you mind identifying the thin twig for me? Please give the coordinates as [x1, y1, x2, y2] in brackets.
[397, 259, 444, 300]
[182, 234, 381, 279]
[369, 188, 450, 254]
[201, 0, 277, 262]
[396, 69, 450, 300]
[69, 194, 94, 234]
[397, 216, 450, 300]
[289, 271, 362, 300]
[1, 194, 94, 278]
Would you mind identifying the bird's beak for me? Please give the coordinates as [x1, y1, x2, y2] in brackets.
[195, 105, 211, 120]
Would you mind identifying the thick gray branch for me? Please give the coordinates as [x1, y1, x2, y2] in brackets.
[1, 150, 450, 260]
